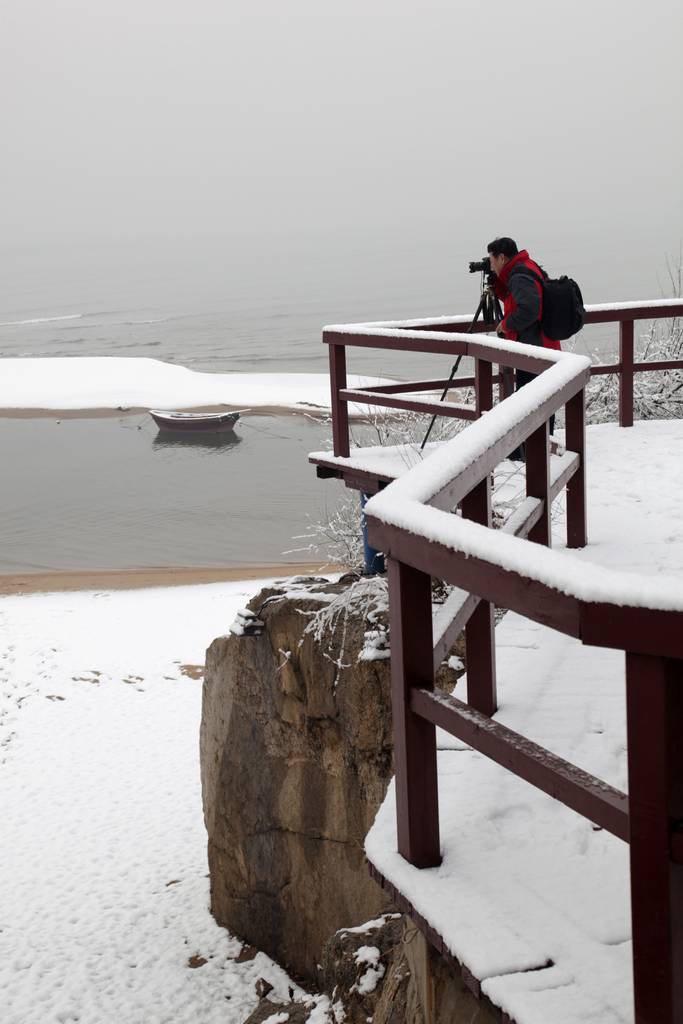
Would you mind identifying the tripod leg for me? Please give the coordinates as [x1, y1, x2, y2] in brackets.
[420, 354, 463, 450]
[467, 294, 486, 333]
[437, 353, 464, 403]
[419, 285, 492, 451]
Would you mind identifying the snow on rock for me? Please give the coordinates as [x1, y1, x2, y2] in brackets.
[351, 946, 385, 996]
[0, 578, 322, 1024]
[305, 1001, 346, 1024]
[0, 357, 396, 416]
[244, 993, 342, 1024]
[354, 945, 381, 968]
[230, 607, 265, 637]
[335, 913, 401, 936]
[358, 629, 390, 662]
[300, 575, 389, 682]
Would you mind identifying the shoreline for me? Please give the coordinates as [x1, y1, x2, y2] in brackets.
[0, 562, 343, 596]
[0, 404, 331, 420]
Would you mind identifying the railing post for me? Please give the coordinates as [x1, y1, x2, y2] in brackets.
[329, 342, 350, 457]
[475, 358, 493, 417]
[498, 365, 515, 405]
[565, 388, 587, 548]
[387, 558, 441, 868]
[461, 478, 497, 716]
[525, 420, 551, 547]
[625, 653, 683, 1024]
[620, 319, 635, 428]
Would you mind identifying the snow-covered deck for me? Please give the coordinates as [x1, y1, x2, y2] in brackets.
[309, 439, 445, 486]
[309, 437, 573, 499]
[365, 420, 683, 1024]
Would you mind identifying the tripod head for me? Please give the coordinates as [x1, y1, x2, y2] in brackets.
[476, 271, 503, 327]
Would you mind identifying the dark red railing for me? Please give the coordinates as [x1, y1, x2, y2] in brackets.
[326, 299, 683, 457]
[320, 299, 683, 1024]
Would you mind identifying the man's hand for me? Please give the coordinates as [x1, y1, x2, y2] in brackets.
[496, 322, 506, 337]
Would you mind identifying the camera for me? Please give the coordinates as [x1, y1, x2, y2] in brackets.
[468, 256, 491, 274]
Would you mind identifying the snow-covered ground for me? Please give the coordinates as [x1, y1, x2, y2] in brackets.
[0, 357, 393, 416]
[367, 419, 683, 1024]
[3, 420, 682, 1024]
[0, 580, 335, 1024]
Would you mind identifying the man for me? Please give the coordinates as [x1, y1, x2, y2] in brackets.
[487, 236, 559, 351]
[486, 236, 558, 450]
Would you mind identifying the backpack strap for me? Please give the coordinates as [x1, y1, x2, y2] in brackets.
[508, 264, 547, 286]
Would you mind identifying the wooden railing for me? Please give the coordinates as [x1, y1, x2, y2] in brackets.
[326, 299, 683, 456]
[320, 299, 683, 1024]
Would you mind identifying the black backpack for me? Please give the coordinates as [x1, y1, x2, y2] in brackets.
[511, 265, 585, 342]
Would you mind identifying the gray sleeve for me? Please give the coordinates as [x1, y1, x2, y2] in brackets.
[506, 272, 541, 335]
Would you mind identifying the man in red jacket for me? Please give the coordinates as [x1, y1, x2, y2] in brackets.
[486, 236, 558, 454]
[487, 236, 560, 350]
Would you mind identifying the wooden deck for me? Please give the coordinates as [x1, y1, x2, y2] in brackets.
[312, 301, 683, 1023]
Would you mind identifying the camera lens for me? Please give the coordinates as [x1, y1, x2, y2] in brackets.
[468, 257, 490, 274]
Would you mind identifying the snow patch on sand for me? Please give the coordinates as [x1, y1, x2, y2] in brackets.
[0, 356, 395, 416]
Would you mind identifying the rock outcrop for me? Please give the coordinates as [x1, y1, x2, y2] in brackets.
[321, 914, 498, 1024]
[244, 912, 498, 1024]
[200, 572, 478, 1021]
[320, 913, 407, 1022]
[200, 576, 396, 978]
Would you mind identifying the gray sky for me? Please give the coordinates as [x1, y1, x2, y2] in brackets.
[1, 0, 681, 299]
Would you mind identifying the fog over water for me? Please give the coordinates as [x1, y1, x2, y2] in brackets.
[1, 0, 681, 376]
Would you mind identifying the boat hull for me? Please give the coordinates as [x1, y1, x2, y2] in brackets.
[150, 410, 240, 434]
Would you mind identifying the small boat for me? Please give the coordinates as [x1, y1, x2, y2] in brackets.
[149, 409, 242, 434]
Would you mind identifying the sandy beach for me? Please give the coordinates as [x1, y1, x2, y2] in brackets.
[0, 562, 341, 596]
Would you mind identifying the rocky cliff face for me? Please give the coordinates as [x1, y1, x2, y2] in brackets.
[200, 573, 484, 1022]
[200, 575, 396, 979]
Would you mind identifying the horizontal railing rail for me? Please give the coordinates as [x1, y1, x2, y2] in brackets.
[325, 299, 683, 453]
[411, 687, 631, 842]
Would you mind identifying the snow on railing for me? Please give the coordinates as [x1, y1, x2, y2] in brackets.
[324, 298, 683, 445]
[324, 296, 683, 331]
[366, 359, 683, 615]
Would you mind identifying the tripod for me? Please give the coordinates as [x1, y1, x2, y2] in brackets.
[420, 273, 504, 450]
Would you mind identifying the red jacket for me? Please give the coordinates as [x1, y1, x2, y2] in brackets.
[492, 250, 561, 351]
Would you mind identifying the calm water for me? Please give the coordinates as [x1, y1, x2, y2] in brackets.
[0, 229, 674, 572]
[0, 231, 665, 376]
[0, 415, 338, 572]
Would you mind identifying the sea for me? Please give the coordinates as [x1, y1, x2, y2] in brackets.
[0, 230, 673, 573]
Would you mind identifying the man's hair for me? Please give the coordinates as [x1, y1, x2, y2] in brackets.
[487, 237, 518, 258]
